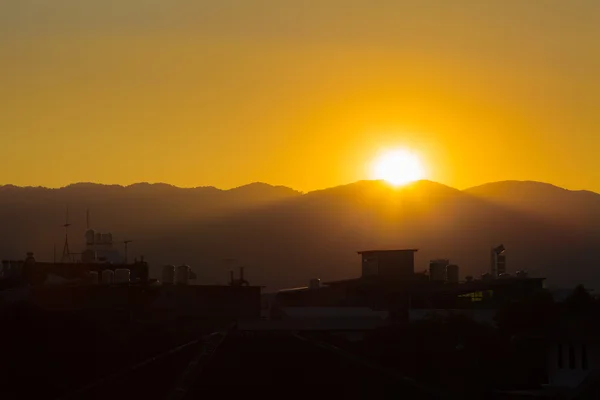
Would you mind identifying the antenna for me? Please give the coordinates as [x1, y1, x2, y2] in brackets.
[61, 207, 72, 263]
[124, 240, 132, 264]
[224, 258, 236, 285]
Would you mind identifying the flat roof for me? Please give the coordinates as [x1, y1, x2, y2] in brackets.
[322, 276, 545, 290]
[357, 249, 418, 254]
[277, 286, 310, 293]
[422, 277, 546, 295]
[322, 277, 375, 286]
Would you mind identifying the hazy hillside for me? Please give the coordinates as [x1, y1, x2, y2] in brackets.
[142, 180, 600, 290]
[0, 182, 301, 263]
[465, 181, 600, 235]
[1, 180, 599, 291]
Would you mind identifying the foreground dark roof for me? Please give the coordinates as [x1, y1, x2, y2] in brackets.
[184, 332, 445, 398]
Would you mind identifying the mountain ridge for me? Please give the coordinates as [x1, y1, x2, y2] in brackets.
[0, 181, 301, 194]
[465, 179, 599, 195]
[0, 179, 599, 290]
[1, 179, 599, 197]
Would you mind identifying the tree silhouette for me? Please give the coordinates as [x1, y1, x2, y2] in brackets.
[563, 284, 596, 314]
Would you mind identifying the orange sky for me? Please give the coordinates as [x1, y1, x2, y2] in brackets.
[1, 1, 599, 192]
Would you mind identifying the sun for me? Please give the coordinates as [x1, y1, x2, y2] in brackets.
[371, 149, 425, 186]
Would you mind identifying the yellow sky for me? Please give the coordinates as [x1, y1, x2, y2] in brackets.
[1, 1, 599, 192]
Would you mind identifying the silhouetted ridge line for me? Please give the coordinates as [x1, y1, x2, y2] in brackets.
[1, 179, 600, 291]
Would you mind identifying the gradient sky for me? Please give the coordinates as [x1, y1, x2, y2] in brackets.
[1, 1, 599, 192]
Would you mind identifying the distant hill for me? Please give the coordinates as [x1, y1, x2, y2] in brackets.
[1, 180, 599, 291]
[0, 182, 301, 266]
[465, 180, 600, 235]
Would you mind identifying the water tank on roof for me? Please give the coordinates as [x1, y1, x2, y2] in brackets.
[2, 260, 17, 278]
[162, 265, 175, 285]
[101, 269, 114, 284]
[25, 252, 35, 267]
[88, 271, 99, 284]
[175, 265, 190, 285]
[429, 259, 448, 282]
[446, 264, 459, 283]
[114, 269, 130, 284]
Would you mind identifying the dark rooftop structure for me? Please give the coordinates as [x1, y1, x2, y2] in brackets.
[1, 254, 150, 289]
[275, 248, 546, 319]
[358, 249, 418, 280]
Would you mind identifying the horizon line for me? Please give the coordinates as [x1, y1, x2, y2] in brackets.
[0, 179, 597, 195]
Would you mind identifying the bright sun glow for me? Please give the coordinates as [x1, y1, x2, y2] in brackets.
[371, 149, 425, 186]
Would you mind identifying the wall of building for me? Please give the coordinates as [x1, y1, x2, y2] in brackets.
[415, 279, 546, 310]
[29, 284, 262, 319]
[153, 285, 262, 319]
[378, 251, 415, 279]
[408, 309, 497, 325]
[360, 251, 415, 280]
[361, 254, 379, 277]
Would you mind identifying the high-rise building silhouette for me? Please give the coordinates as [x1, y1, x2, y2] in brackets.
[491, 244, 506, 278]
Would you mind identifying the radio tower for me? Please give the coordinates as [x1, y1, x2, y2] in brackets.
[61, 207, 72, 263]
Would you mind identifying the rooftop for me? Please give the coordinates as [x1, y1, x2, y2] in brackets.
[277, 286, 310, 293]
[318, 276, 545, 291]
[358, 249, 419, 254]
[183, 332, 444, 398]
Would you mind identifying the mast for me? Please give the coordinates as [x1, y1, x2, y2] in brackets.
[61, 207, 72, 263]
[124, 240, 132, 264]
